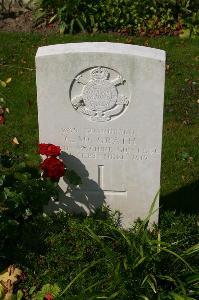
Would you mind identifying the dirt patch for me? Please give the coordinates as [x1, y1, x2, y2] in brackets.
[0, 10, 59, 34]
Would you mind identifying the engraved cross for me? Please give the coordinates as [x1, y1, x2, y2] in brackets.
[97, 165, 127, 197]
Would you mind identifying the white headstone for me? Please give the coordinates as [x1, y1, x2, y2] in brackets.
[36, 42, 165, 227]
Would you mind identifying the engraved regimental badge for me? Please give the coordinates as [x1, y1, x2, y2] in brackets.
[70, 66, 129, 122]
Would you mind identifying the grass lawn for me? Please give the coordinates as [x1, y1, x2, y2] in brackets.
[0, 32, 198, 213]
[0, 31, 199, 299]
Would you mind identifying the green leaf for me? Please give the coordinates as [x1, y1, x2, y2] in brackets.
[108, 290, 121, 299]
[59, 22, 67, 34]
[0, 285, 4, 299]
[33, 9, 46, 22]
[69, 19, 75, 34]
[33, 284, 60, 299]
[169, 292, 197, 300]
[183, 243, 199, 256]
[29, 286, 36, 295]
[139, 296, 150, 300]
[82, 279, 106, 293]
[183, 273, 199, 285]
[86, 226, 114, 258]
[17, 290, 23, 300]
[158, 275, 177, 285]
[123, 257, 128, 271]
[0, 175, 5, 186]
[103, 223, 132, 248]
[132, 257, 146, 270]
[41, 284, 60, 296]
[0, 97, 5, 104]
[142, 274, 157, 294]
[137, 190, 159, 233]
[76, 17, 86, 33]
[179, 29, 191, 39]
[160, 247, 194, 272]
[0, 154, 14, 168]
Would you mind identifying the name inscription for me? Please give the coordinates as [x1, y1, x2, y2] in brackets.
[61, 128, 159, 161]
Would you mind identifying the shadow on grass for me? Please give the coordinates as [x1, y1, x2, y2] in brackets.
[160, 180, 199, 214]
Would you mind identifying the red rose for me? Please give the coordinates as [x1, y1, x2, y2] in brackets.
[40, 157, 65, 181]
[0, 115, 5, 125]
[44, 293, 54, 300]
[39, 143, 61, 157]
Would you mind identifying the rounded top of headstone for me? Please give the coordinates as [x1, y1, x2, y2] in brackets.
[36, 42, 166, 62]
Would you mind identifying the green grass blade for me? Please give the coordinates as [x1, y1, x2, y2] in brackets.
[183, 243, 199, 256]
[83, 279, 107, 293]
[139, 296, 150, 300]
[137, 190, 160, 233]
[85, 226, 115, 258]
[69, 19, 75, 35]
[132, 257, 146, 270]
[76, 18, 86, 33]
[141, 274, 157, 294]
[108, 291, 121, 299]
[183, 273, 199, 285]
[169, 292, 197, 300]
[60, 258, 104, 296]
[158, 275, 177, 285]
[142, 277, 156, 294]
[160, 247, 194, 272]
[102, 223, 132, 248]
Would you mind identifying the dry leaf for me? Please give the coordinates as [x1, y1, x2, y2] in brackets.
[0, 265, 22, 299]
[187, 79, 192, 85]
[0, 266, 22, 284]
[5, 77, 12, 84]
[12, 137, 19, 145]
[166, 64, 170, 70]
[126, 37, 133, 44]
[197, 99, 199, 104]
[0, 80, 6, 88]
[5, 107, 10, 113]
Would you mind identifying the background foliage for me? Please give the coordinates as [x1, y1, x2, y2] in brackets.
[34, 0, 199, 35]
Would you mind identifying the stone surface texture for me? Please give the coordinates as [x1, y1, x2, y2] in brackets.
[36, 42, 166, 227]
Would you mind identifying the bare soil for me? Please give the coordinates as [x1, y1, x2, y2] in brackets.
[0, 10, 59, 34]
